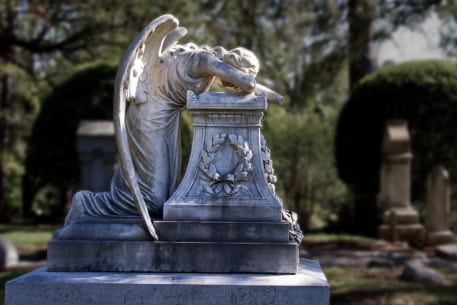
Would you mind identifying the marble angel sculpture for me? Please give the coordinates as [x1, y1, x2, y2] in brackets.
[64, 15, 284, 240]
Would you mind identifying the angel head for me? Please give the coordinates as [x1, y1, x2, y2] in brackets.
[210, 46, 259, 92]
[213, 46, 259, 77]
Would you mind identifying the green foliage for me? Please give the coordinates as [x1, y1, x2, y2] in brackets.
[263, 104, 348, 230]
[22, 64, 117, 219]
[0, 63, 45, 220]
[335, 59, 457, 202]
[0, 225, 54, 251]
[20, 63, 195, 221]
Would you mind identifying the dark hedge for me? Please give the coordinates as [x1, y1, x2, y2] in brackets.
[335, 59, 457, 200]
[22, 64, 117, 218]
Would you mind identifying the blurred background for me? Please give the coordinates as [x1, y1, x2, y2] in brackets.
[2, 1, 457, 303]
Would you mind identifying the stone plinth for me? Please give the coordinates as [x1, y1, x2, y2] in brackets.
[47, 240, 298, 274]
[55, 216, 290, 242]
[427, 230, 456, 246]
[164, 91, 282, 222]
[49, 216, 297, 274]
[378, 208, 425, 246]
[6, 259, 329, 305]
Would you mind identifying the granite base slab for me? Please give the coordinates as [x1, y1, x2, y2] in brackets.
[47, 240, 298, 274]
[6, 259, 329, 305]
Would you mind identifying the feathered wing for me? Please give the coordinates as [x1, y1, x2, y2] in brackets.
[113, 15, 180, 240]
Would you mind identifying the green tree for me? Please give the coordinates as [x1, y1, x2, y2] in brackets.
[0, 0, 146, 221]
[22, 64, 116, 219]
[0, 0, 205, 221]
[264, 104, 348, 230]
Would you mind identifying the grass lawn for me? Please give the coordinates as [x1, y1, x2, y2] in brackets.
[0, 225, 55, 259]
[326, 265, 457, 305]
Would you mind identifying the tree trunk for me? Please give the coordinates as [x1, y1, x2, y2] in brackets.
[348, 0, 375, 89]
[0, 73, 12, 222]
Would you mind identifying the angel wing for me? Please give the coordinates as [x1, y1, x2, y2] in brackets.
[113, 15, 184, 240]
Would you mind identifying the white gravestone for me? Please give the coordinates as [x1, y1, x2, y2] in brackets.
[426, 165, 457, 246]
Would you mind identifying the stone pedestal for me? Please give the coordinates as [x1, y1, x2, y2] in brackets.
[164, 91, 282, 222]
[378, 120, 425, 245]
[6, 259, 329, 305]
[47, 92, 298, 274]
[427, 230, 456, 246]
[48, 217, 298, 274]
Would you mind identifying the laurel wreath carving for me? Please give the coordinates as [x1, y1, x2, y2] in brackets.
[199, 133, 253, 195]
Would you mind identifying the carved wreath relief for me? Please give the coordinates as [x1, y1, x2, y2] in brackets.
[199, 133, 253, 196]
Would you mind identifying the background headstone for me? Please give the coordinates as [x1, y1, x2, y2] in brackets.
[426, 165, 457, 246]
[76, 120, 117, 192]
[0, 238, 19, 270]
[378, 119, 425, 245]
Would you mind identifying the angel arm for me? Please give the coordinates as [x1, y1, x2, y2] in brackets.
[192, 52, 284, 105]
[189, 52, 256, 93]
[254, 83, 285, 105]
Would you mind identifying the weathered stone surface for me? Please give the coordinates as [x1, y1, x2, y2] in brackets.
[378, 223, 425, 247]
[400, 259, 446, 285]
[426, 165, 451, 232]
[155, 220, 290, 242]
[425, 165, 457, 246]
[426, 230, 456, 246]
[378, 120, 425, 244]
[56, 216, 150, 241]
[0, 238, 18, 270]
[7, 259, 329, 305]
[76, 120, 117, 192]
[382, 207, 420, 224]
[57, 217, 290, 242]
[436, 244, 457, 261]
[163, 92, 282, 223]
[47, 239, 298, 274]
